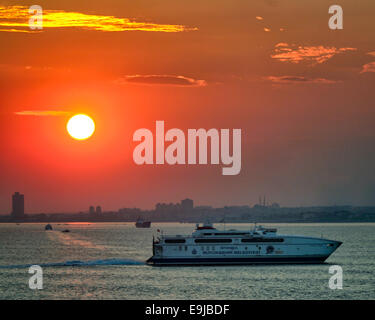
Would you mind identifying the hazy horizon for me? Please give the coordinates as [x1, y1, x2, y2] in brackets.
[0, 194, 373, 216]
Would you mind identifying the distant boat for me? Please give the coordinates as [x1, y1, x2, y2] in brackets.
[135, 217, 151, 228]
[45, 224, 53, 230]
[61, 229, 70, 233]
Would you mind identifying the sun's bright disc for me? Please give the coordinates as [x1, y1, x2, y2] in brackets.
[67, 114, 95, 140]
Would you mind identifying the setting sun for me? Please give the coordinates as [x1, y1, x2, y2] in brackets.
[67, 114, 95, 140]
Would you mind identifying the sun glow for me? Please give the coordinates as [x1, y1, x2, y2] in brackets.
[67, 114, 95, 140]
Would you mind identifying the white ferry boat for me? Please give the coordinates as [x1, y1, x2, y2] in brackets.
[146, 222, 342, 265]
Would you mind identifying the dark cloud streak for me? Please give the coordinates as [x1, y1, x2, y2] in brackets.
[117, 75, 207, 87]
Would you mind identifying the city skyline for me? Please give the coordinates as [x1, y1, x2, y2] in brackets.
[2, 191, 374, 224]
[1, 192, 372, 217]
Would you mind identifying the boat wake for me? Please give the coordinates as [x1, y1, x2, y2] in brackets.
[0, 258, 145, 269]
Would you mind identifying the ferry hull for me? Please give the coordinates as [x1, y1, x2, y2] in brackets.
[146, 255, 331, 266]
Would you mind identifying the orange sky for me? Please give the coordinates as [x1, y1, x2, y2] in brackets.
[1, 0, 375, 213]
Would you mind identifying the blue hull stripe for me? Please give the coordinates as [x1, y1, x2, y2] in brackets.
[146, 256, 329, 265]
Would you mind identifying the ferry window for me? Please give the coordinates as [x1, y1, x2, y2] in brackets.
[179, 246, 182, 251]
[165, 239, 186, 243]
[241, 238, 284, 243]
[195, 238, 232, 243]
[184, 246, 188, 251]
[214, 233, 248, 236]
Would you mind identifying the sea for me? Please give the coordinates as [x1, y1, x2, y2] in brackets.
[0, 222, 374, 300]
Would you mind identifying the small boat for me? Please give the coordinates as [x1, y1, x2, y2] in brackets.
[45, 224, 53, 230]
[135, 217, 151, 228]
[61, 229, 70, 233]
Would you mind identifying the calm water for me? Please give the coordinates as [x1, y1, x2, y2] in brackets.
[0, 222, 374, 300]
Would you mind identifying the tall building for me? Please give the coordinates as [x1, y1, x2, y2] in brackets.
[89, 206, 95, 215]
[12, 192, 24, 218]
[181, 198, 194, 213]
[96, 206, 102, 215]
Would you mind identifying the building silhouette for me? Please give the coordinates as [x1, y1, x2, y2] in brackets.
[12, 192, 24, 218]
[89, 206, 95, 215]
[155, 199, 194, 218]
[96, 206, 102, 215]
[181, 198, 194, 213]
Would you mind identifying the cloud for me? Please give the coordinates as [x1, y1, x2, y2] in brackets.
[271, 43, 357, 64]
[117, 75, 207, 87]
[0, 5, 197, 33]
[14, 110, 70, 116]
[264, 75, 338, 84]
[360, 62, 375, 74]
[0, 28, 38, 33]
[360, 52, 375, 73]
[275, 42, 288, 48]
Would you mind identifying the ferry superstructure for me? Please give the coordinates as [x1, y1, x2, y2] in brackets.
[146, 222, 342, 266]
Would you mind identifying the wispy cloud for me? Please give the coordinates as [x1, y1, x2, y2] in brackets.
[275, 42, 288, 48]
[360, 62, 375, 74]
[0, 28, 36, 33]
[14, 110, 70, 116]
[117, 75, 207, 87]
[0, 5, 197, 33]
[271, 43, 356, 64]
[264, 75, 338, 84]
[360, 51, 375, 73]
